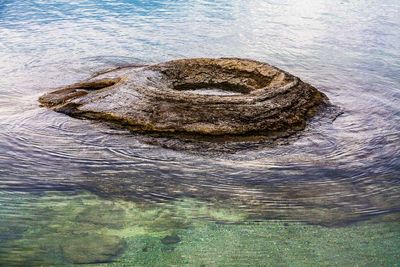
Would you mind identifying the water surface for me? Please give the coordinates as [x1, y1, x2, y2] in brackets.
[0, 0, 399, 265]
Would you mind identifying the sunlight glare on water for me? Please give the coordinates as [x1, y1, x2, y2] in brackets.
[0, 0, 399, 265]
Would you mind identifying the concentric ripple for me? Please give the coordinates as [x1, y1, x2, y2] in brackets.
[0, 0, 399, 229]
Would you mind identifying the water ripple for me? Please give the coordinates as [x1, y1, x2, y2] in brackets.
[0, 0, 399, 227]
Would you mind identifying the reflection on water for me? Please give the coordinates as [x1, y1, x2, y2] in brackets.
[0, 0, 399, 265]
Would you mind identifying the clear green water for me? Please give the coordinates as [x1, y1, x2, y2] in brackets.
[1, 0, 400, 265]
[1, 190, 399, 266]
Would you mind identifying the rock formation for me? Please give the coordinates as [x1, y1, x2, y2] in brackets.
[39, 58, 328, 146]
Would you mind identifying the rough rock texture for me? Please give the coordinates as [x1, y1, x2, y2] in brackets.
[39, 58, 328, 145]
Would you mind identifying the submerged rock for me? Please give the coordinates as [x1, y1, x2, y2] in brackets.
[161, 235, 181, 245]
[75, 205, 126, 229]
[39, 58, 328, 147]
[61, 234, 125, 264]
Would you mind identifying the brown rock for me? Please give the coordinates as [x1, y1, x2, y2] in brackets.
[39, 58, 328, 146]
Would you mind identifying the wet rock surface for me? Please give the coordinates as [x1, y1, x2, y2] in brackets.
[39, 58, 329, 149]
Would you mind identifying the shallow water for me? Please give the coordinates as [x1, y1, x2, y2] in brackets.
[0, 0, 399, 265]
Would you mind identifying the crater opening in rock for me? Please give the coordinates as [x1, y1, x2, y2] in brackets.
[173, 83, 249, 96]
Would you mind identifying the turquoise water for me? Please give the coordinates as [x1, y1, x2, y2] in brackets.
[0, 0, 400, 265]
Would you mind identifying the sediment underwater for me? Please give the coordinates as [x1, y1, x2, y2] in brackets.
[1, 0, 400, 265]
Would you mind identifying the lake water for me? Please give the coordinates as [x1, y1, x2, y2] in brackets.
[0, 0, 399, 265]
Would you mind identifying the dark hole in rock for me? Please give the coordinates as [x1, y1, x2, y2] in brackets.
[173, 82, 250, 95]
